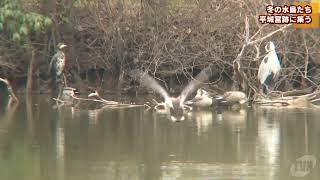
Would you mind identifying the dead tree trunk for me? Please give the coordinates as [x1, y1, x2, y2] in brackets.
[27, 48, 36, 94]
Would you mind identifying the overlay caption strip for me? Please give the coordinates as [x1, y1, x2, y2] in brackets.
[259, 3, 319, 28]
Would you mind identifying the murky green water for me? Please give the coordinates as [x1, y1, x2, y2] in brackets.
[0, 95, 320, 180]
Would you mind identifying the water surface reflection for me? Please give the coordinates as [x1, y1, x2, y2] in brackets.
[0, 96, 320, 179]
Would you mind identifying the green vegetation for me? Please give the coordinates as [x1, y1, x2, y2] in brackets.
[0, 0, 52, 42]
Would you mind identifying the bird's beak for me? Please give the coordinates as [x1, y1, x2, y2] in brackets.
[265, 43, 269, 52]
[60, 44, 67, 49]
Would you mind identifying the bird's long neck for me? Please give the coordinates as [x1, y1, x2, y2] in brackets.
[58, 49, 66, 57]
[175, 96, 184, 107]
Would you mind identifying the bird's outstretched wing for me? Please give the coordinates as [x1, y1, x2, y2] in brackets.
[130, 70, 172, 105]
[179, 65, 215, 104]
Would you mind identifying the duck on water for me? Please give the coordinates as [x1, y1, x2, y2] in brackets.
[185, 89, 213, 108]
[186, 89, 248, 108]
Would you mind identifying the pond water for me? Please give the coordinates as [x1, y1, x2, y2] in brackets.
[0, 95, 320, 180]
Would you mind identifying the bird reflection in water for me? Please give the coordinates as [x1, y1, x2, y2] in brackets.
[88, 109, 100, 125]
[187, 110, 213, 135]
[256, 109, 280, 179]
[216, 109, 248, 132]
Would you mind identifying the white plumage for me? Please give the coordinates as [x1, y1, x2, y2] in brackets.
[258, 42, 281, 93]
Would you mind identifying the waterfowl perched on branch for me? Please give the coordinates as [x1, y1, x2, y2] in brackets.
[88, 90, 118, 104]
[131, 66, 214, 122]
[185, 89, 213, 107]
[215, 91, 247, 105]
[258, 41, 281, 94]
[60, 87, 78, 100]
[214, 91, 247, 112]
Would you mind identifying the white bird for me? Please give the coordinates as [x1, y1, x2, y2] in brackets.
[258, 41, 281, 94]
[132, 66, 214, 122]
[88, 90, 99, 98]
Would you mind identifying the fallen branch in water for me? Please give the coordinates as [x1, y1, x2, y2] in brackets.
[0, 78, 19, 103]
[144, 103, 152, 111]
[52, 89, 146, 109]
[254, 88, 320, 108]
[53, 98, 65, 103]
